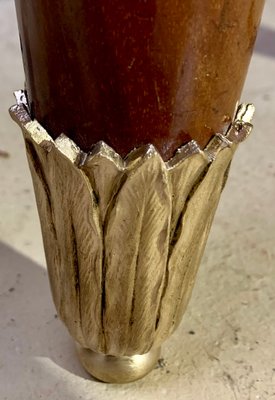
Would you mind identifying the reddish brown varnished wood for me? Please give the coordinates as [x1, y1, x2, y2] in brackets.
[15, 1, 264, 160]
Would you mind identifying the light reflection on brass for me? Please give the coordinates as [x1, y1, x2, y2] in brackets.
[10, 96, 254, 383]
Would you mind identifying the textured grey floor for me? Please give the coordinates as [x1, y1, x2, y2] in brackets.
[0, 1, 275, 399]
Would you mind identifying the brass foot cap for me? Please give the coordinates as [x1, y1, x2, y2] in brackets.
[76, 345, 161, 383]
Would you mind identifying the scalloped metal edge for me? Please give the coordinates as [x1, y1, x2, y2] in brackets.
[9, 90, 254, 171]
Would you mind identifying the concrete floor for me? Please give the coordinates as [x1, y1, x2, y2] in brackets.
[0, 1, 275, 399]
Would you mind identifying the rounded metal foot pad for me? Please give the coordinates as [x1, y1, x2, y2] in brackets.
[76, 345, 161, 383]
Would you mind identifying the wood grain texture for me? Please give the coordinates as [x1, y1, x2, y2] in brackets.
[10, 103, 253, 356]
[15, 0, 264, 160]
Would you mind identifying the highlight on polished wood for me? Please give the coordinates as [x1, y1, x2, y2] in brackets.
[15, 0, 264, 160]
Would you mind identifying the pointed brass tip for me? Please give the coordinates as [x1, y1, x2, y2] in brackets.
[235, 103, 255, 124]
[204, 102, 255, 161]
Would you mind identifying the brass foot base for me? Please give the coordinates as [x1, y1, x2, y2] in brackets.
[76, 345, 161, 383]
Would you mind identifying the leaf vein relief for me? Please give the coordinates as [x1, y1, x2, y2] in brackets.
[10, 102, 254, 356]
